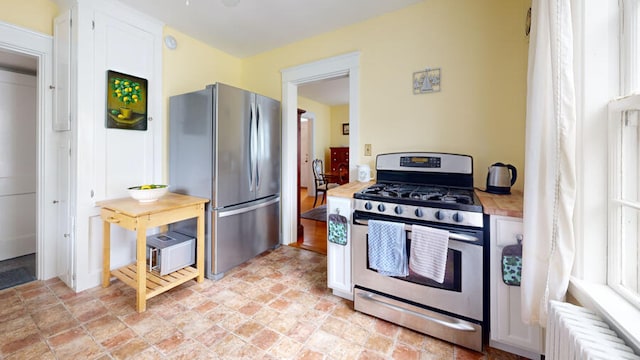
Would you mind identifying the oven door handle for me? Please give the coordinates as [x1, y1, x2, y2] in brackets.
[353, 219, 480, 243]
[357, 291, 477, 332]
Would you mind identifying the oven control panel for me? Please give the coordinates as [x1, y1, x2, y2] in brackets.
[400, 156, 441, 168]
[353, 199, 484, 228]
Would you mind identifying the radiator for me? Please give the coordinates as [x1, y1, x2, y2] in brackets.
[546, 300, 640, 360]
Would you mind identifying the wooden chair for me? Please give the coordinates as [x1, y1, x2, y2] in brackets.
[312, 159, 339, 207]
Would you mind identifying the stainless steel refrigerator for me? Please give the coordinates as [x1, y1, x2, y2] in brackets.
[168, 83, 281, 279]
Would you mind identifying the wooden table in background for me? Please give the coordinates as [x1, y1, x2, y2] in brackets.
[97, 192, 209, 312]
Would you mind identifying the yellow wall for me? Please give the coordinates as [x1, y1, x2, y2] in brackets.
[242, 0, 529, 190]
[162, 27, 243, 98]
[1, 0, 528, 190]
[330, 105, 349, 147]
[298, 97, 332, 163]
[0, 0, 58, 35]
[161, 27, 243, 177]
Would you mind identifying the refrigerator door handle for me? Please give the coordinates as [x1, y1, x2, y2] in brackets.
[249, 102, 256, 192]
[256, 103, 262, 191]
[217, 196, 280, 218]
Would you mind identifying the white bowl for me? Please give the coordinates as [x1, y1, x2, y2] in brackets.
[127, 185, 169, 202]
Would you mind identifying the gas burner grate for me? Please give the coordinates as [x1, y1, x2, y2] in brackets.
[358, 183, 477, 207]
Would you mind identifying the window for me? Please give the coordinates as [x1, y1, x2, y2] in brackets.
[608, 101, 640, 308]
[607, 0, 640, 309]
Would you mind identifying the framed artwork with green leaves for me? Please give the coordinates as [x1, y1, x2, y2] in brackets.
[106, 70, 148, 130]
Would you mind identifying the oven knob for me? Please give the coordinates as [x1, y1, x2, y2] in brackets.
[434, 210, 445, 220]
[377, 204, 386, 212]
[394, 206, 403, 215]
[364, 202, 372, 210]
[453, 212, 464, 223]
[415, 208, 424, 217]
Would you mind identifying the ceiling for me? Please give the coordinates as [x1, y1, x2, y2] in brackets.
[114, 0, 423, 58]
[298, 76, 349, 106]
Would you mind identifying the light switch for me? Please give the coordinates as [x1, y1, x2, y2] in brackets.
[364, 144, 372, 156]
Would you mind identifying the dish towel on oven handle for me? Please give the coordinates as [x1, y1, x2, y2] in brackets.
[367, 220, 408, 277]
[328, 212, 348, 245]
[409, 224, 449, 283]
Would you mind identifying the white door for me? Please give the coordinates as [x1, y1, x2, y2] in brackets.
[94, 11, 158, 199]
[55, 131, 72, 286]
[54, 8, 73, 288]
[0, 70, 37, 261]
[93, 11, 159, 270]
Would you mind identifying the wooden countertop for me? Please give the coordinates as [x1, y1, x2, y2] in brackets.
[475, 189, 523, 218]
[327, 180, 375, 198]
[325, 181, 524, 218]
[96, 192, 209, 217]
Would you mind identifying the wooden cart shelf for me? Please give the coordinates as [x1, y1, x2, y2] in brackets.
[112, 264, 199, 299]
[97, 192, 209, 312]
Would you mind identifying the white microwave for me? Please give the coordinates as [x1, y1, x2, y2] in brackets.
[146, 231, 195, 276]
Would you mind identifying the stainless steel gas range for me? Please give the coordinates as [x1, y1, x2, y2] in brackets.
[351, 152, 487, 352]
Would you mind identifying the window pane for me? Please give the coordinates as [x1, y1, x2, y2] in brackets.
[623, 0, 640, 93]
[621, 206, 640, 294]
[621, 111, 640, 203]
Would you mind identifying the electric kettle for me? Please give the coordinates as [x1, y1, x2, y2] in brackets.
[357, 164, 372, 182]
[486, 162, 517, 194]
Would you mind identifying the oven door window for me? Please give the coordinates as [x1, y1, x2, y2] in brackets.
[366, 235, 462, 292]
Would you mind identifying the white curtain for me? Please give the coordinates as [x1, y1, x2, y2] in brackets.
[522, 0, 577, 327]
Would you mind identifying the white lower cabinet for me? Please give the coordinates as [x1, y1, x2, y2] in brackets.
[489, 215, 544, 359]
[326, 196, 353, 300]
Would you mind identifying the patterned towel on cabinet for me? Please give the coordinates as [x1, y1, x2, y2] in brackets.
[328, 213, 348, 245]
[501, 242, 522, 286]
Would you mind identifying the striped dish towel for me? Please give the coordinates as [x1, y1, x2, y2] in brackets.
[367, 220, 408, 277]
[409, 224, 449, 283]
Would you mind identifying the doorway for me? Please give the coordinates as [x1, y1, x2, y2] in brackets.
[281, 52, 360, 246]
[0, 64, 37, 289]
[0, 22, 59, 284]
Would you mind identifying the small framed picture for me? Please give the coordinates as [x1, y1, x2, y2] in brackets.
[342, 123, 349, 135]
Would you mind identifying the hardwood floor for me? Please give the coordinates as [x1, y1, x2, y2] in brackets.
[291, 187, 327, 255]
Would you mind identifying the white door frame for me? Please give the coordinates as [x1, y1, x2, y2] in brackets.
[281, 52, 360, 245]
[0, 22, 56, 279]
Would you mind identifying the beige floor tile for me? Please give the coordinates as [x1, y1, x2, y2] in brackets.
[306, 329, 342, 354]
[4, 340, 55, 360]
[195, 324, 229, 348]
[0, 332, 42, 357]
[268, 313, 299, 334]
[100, 328, 137, 350]
[171, 309, 216, 338]
[210, 333, 246, 356]
[392, 343, 421, 360]
[110, 337, 152, 360]
[236, 320, 265, 340]
[251, 328, 280, 350]
[0, 246, 527, 360]
[154, 331, 188, 355]
[85, 314, 128, 343]
[365, 333, 394, 356]
[48, 327, 103, 359]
